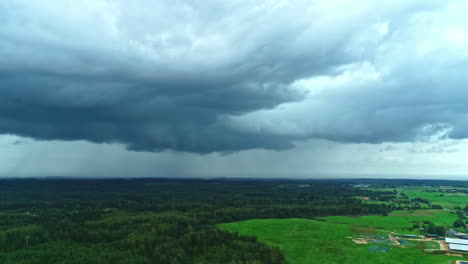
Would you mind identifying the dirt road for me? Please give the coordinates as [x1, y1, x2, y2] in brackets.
[437, 241, 449, 251]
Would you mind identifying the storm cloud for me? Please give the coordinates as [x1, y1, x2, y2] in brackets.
[1, 0, 467, 153]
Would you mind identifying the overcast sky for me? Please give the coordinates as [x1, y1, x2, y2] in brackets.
[1, 0, 468, 179]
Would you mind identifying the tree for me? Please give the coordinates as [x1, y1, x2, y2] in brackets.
[435, 226, 446, 236]
[454, 219, 465, 228]
[425, 222, 436, 234]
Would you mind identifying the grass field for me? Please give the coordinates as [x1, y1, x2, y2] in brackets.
[219, 211, 466, 264]
[362, 186, 468, 209]
[403, 187, 468, 209]
[324, 210, 458, 233]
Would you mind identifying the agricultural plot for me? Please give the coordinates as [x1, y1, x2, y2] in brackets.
[403, 187, 468, 209]
[219, 211, 466, 264]
[324, 210, 458, 234]
[361, 185, 468, 210]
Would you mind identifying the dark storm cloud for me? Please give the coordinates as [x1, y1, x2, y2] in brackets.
[0, 64, 306, 152]
[0, 0, 462, 153]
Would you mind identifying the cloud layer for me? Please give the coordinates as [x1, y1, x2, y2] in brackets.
[1, 0, 467, 153]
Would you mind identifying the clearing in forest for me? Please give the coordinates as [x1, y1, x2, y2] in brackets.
[219, 211, 466, 264]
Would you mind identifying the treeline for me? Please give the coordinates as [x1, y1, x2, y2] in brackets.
[0, 179, 383, 211]
[0, 212, 286, 264]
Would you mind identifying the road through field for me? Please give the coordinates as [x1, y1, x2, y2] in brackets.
[437, 241, 449, 251]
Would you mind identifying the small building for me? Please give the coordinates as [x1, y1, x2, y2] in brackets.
[449, 243, 468, 252]
[425, 234, 438, 238]
[446, 238, 468, 245]
[403, 234, 418, 238]
[447, 229, 459, 236]
[445, 238, 468, 252]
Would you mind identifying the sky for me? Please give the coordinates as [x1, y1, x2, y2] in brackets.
[1, 0, 468, 179]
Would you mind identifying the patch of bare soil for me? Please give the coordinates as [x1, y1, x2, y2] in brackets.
[352, 238, 368, 244]
[437, 241, 449, 251]
[388, 234, 400, 245]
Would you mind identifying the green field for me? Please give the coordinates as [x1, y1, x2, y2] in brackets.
[324, 210, 458, 233]
[403, 187, 468, 209]
[219, 211, 466, 264]
[362, 185, 468, 210]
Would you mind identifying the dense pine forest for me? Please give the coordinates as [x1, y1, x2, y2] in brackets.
[0, 178, 464, 264]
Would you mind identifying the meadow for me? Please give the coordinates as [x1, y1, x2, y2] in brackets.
[323, 209, 459, 233]
[363, 185, 468, 209]
[219, 211, 465, 264]
[403, 187, 468, 209]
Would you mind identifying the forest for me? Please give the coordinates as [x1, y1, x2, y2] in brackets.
[0, 178, 464, 264]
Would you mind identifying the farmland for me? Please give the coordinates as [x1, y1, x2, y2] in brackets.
[403, 187, 468, 209]
[323, 209, 458, 233]
[363, 186, 468, 210]
[220, 183, 468, 264]
[219, 212, 464, 264]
